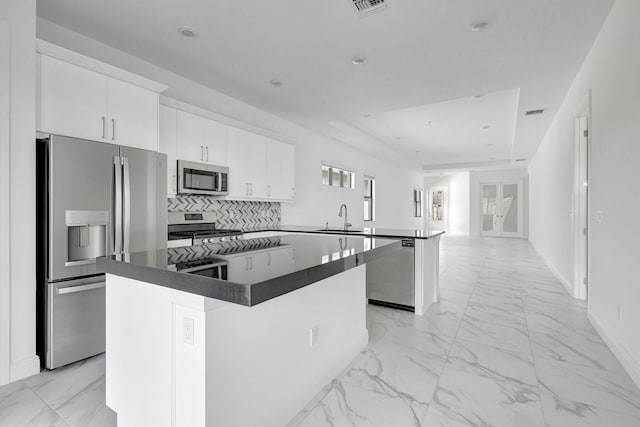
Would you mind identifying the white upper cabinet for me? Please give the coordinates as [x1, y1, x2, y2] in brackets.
[248, 135, 267, 199]
[281, 142, 295, 201]
[226, 126, 254, 198]
[176, 110, 227, 165]
[158, 105, 177, 196]
[106, 78, 159, 151]
[266, 138, 282, 199]
[37, 43, 166, 151]
[39, 55, 108, 142]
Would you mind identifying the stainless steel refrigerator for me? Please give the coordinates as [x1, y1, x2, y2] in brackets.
[37, 134, 167, 369]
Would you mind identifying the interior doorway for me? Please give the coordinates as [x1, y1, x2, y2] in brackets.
[480, 181, 524, 238]
[574, 94, 591, 301]
[429, 187, 448, 232]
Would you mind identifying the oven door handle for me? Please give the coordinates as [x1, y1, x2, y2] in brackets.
[179, 263, 227, 273]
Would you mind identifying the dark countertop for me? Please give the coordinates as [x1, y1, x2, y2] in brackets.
[97, 234, 402, 307]
[242, 225, 445, 239]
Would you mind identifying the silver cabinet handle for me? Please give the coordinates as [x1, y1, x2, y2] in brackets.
[57, 281, 106, 295]
[205, 146, 209, 162]
[102, 116, 107, 139]
[267, 253, 271, 266]
[111, 118, 117, 141]
[122, 157, 131, 253]
[113, 156, 123, 254]
[249, 183, 253, 196]
[200, 145, 204, 161]
[245, 257, 249, 271]
[267, 184, 271, 197]
[246, 183, 250, 196]
[249, 256, 253, 270]
[172, 174, 177, 193]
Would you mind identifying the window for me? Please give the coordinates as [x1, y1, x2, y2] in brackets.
[321, 164, 355, 189]
[432, 190, 444, 221]
[413, 189, 423, 217]
[364, 176, 375, 222]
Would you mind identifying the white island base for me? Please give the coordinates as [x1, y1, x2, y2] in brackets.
[105, 265, 368, 427]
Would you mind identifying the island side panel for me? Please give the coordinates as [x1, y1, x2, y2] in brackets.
[414, 236, 441, 315]
[202, 265, 368, 427]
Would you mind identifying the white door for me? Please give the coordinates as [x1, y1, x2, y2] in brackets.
[39, 54, 108, 142]
[158, 105, 177, 196]
[106, 78, 158, 151]
[480, 182, 522, 237]
[574, 115, 589, 300]
[429, 187, 448, 232]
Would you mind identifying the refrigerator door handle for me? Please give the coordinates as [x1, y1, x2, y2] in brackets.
[123, 157, 131, 253]
[113, 156, 123, 254]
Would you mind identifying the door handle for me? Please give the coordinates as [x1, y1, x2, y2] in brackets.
[57, 281, 106, 295]
[122, 157, 131, 253]
[113, 156, 122, 254]
[111, 118, 117, 141]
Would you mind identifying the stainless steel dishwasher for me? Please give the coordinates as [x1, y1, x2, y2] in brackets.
[366, 239, 415, 312]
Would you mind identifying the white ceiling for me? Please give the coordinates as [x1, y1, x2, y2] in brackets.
[36, 0, 614, 169]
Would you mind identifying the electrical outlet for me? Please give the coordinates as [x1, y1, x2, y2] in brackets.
[309, 326, 319, 347]
[183, 316, 194, 345]
[618, 305, 623, 320]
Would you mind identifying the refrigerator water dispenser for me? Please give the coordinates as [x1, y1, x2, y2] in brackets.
[65, 210, 109, 266]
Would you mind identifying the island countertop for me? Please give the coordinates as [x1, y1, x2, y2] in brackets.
[97, 234, 402, 307]
[241, 225, 445, 240]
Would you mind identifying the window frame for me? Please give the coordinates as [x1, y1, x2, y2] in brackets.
[321, 163, 355, 189]
[413, 188, 424, 218]
[364, 175, 375, 222]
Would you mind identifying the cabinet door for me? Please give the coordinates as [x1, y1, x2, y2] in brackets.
[280, 143, 295, 200]
[159, 105, 177, 196]
[266, 138, 282, 199]
[249, 134, 267, 199]
[176, 110, 206, 163]
[226, 255, 252, 284]
[107, 78, 159, 151]
[39, 54, 108, 141]
[203, 119, 227, 166]
[226, 126, 252, 198]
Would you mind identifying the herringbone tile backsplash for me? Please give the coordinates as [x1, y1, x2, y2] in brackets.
[168, 196, 280, 230]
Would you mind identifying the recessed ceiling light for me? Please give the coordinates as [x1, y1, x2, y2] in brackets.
[472, 94, 485, 99]
[351, 55, 368, 65]
[363, 114, 371, 118]
[515, 158, 527, 162]
[490, 157, 496, 160]
[471, 21, 490, 32]
[483, 125, 491, 130]
[395, 137, 402, 140]
[177, 26, 198, 38]
[487, 143, 494, 147]
[269, 79, 283, 87]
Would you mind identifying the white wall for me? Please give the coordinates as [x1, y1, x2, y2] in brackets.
[529, 0, 640, 386]
[423, 172, 470, 235]
[37, 19, 424, 231]
[469, 168, 529, 237]
[0, 0, 39, 386]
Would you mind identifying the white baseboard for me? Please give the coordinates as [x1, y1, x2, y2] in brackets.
[10, 355, 40, 382]
[530, 241, 575, 298]
[588, 311, 640, 390]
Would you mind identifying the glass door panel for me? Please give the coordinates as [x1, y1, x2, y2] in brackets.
[502, 184, 519, 234]
[481, 184, 498, 235]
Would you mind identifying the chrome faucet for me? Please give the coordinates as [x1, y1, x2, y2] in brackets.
[338, 204, 352, 231]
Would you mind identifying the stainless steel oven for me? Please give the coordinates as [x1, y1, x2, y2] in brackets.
[177, 160, 229, 196]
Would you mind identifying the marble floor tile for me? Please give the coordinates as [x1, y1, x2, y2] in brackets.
[0, 381, 69, 427]
[456, 315, 531, 355]
[464, 300, 527, 328]
[427, 366, 545, 427]
[535, 357, 640, 416]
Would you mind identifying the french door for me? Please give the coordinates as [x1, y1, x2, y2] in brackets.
[480, 182, 523, 237]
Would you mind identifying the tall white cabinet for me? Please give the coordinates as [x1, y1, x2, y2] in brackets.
[37, 43, 166, 152]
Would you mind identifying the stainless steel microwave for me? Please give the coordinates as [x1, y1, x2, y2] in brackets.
[177, 160, 229, 196]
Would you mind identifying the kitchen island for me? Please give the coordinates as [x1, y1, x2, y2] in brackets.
[97, 234, 403, 427]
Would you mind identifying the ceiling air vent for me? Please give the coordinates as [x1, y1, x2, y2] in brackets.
[351, 0, 388, 16]
[525, 109, 545, 116]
